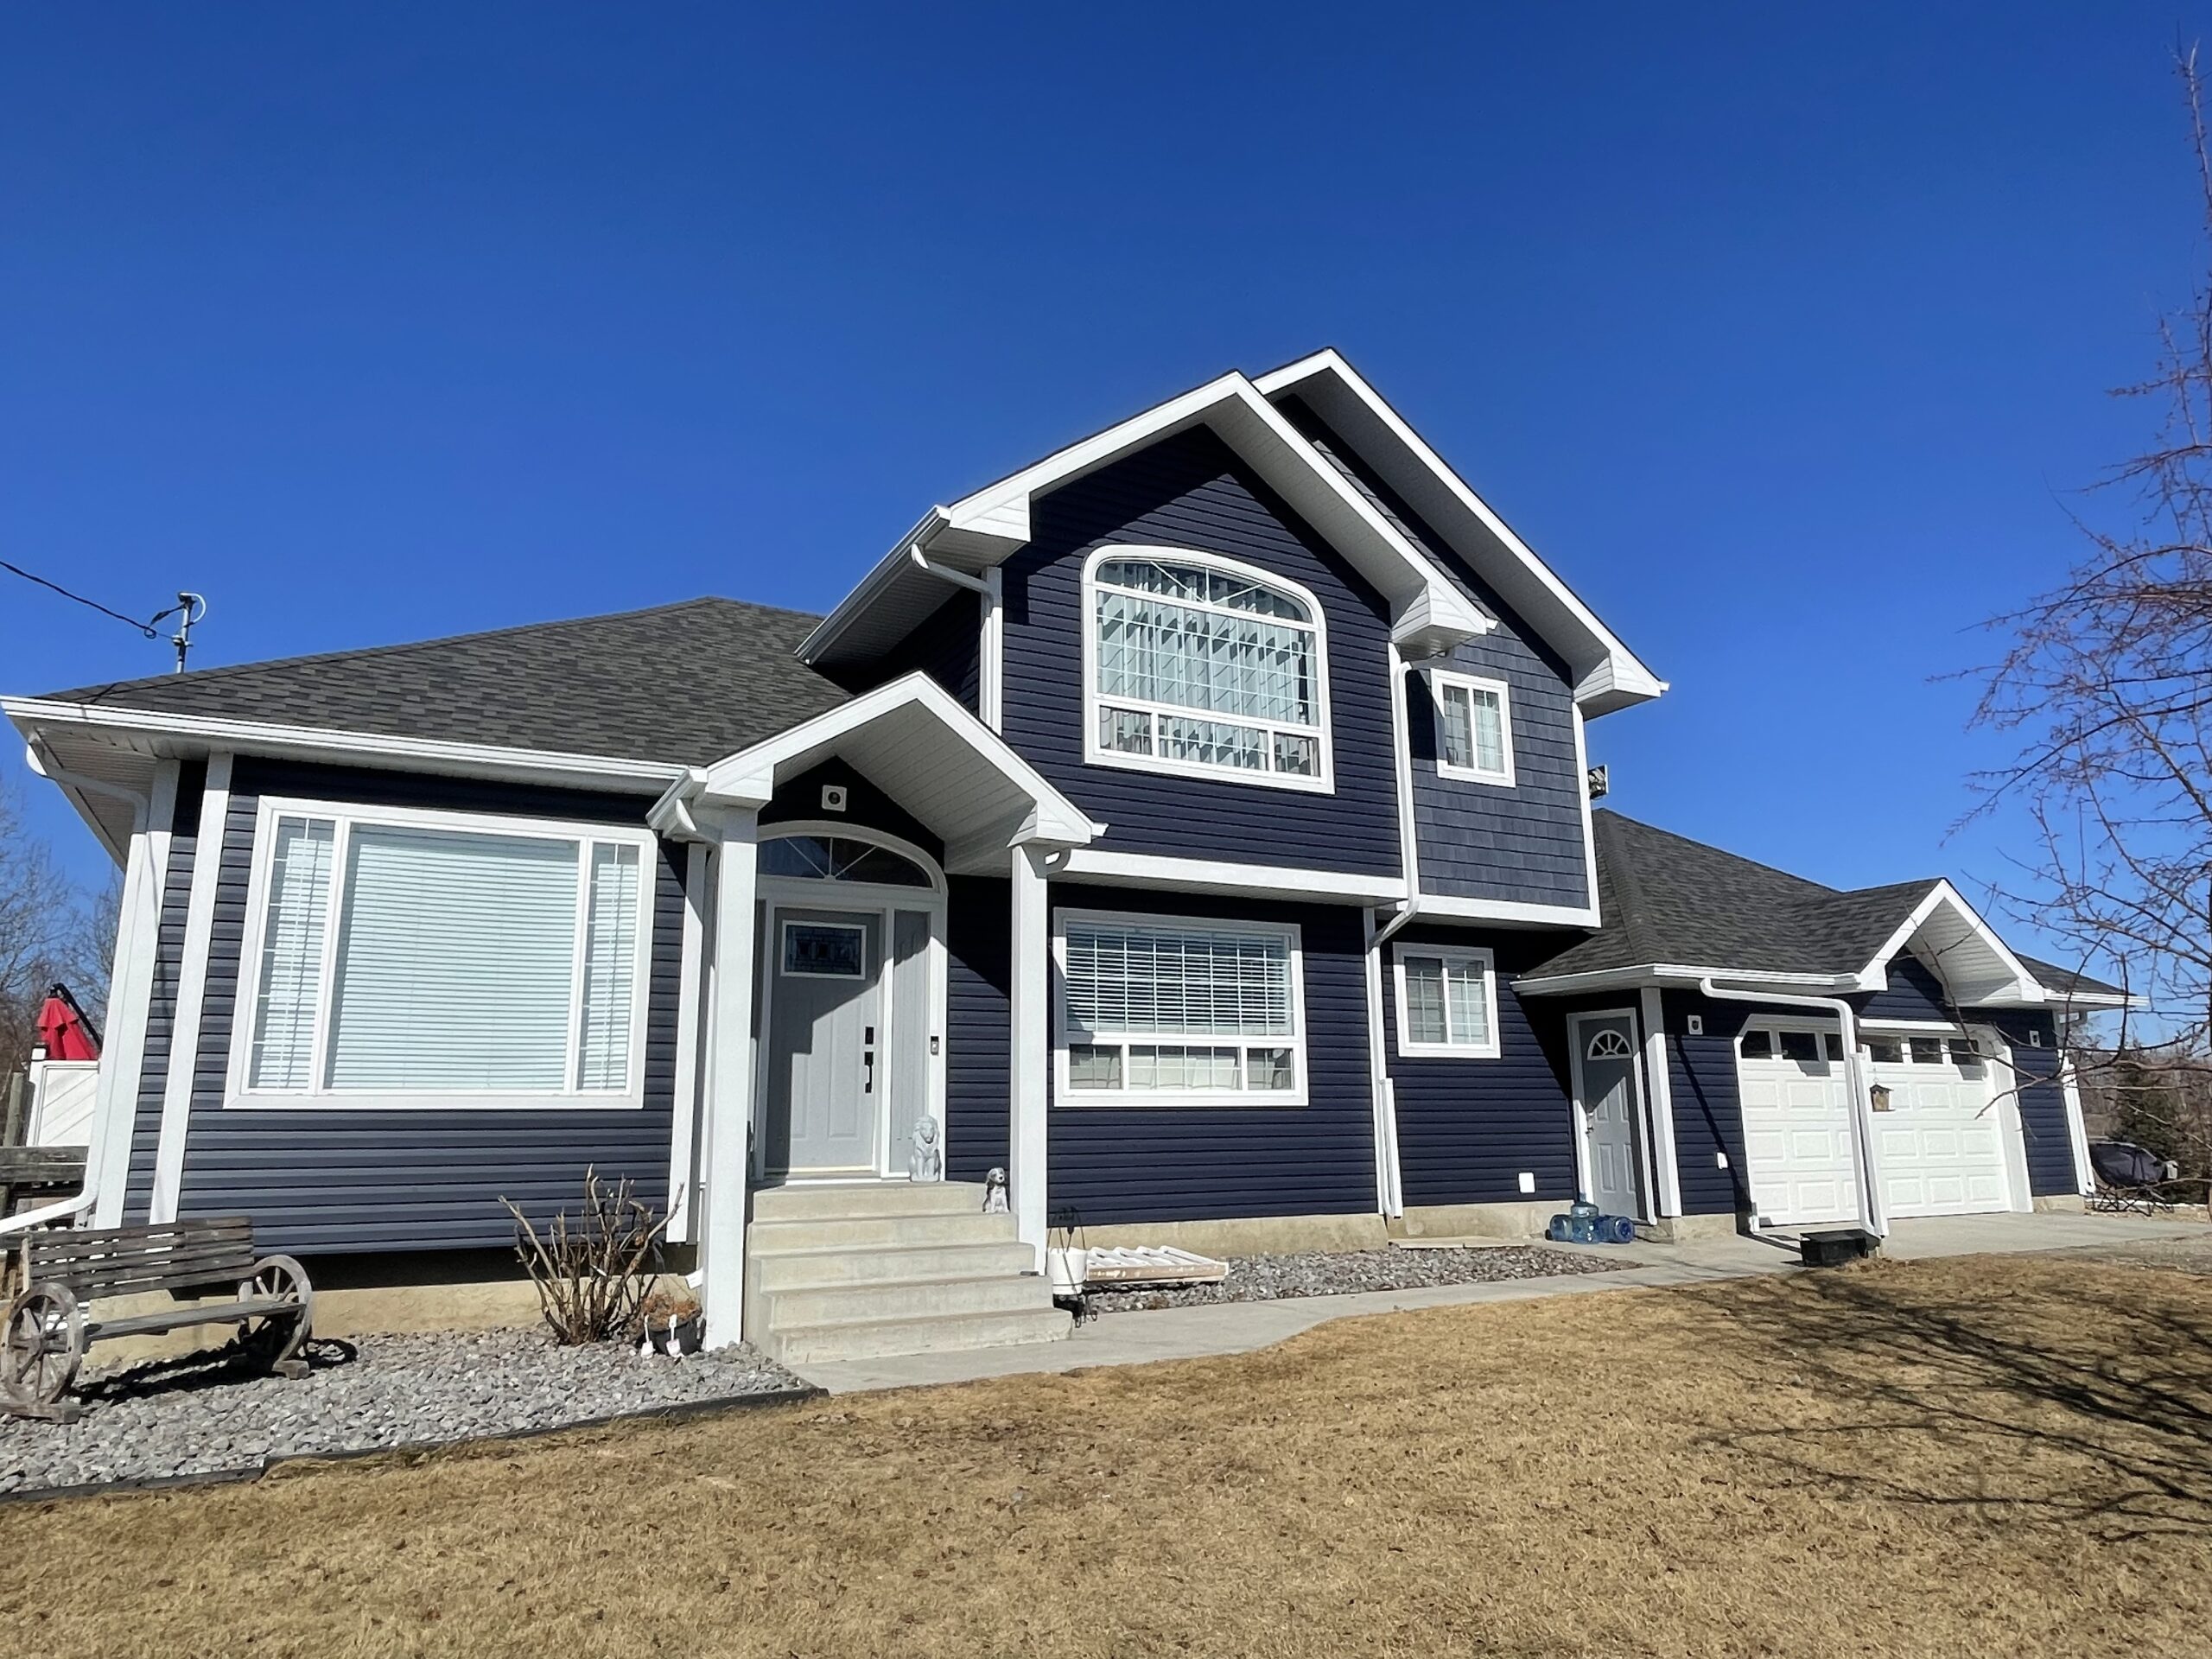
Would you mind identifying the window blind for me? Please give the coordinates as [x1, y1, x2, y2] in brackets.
[324, 826, 581, 1092]
[247, 816, 337, 1090]
[1063, 922, 1293, 1039]
[575, 842, 640, 1090]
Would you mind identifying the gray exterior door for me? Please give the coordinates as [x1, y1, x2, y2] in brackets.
[1577, 1015, 1645, 1217]
[764, 908, 882, 1175]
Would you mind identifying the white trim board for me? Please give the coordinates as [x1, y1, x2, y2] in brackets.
[1055, 848, 1408, 906]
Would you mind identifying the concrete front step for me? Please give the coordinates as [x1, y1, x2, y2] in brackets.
[768, 1305, 1072, 1367]
[752, 1180, 987, 1223]
[747, 1211, 1017, 1252]
[751, 1239, 1039, 1293]
[764, 1271, 1054, 1329]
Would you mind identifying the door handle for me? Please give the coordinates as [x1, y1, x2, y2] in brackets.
[863, 1048, 875, 1094]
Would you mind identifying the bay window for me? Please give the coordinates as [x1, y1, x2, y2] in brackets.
[1084, 547, 1332, 791]
[235, 799, 653, 1108]
[1056, 911, 1307, 1105]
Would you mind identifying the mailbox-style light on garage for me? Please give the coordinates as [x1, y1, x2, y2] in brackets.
[1869, 1083, 1894, 1114]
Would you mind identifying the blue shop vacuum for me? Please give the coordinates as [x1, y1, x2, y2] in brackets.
[1547, 1198, 1637, 1245]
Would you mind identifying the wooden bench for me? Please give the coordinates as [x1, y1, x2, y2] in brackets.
[1, 1219, 312, 1422]
[0, 1147, 88, 1217]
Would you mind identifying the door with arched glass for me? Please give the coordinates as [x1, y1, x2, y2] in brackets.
[754, 826, 947, 1180]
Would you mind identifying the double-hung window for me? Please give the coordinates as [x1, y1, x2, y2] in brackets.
[1427, 669, 1515, 786]
[1085, 547, 1332, 791]
[1056, 911, 1307, 1105]
[234, 799, 654, 1109]
[1393, 944, 1500, 1058]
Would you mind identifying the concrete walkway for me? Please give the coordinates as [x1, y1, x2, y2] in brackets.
[786, 1210, 2209, 1395]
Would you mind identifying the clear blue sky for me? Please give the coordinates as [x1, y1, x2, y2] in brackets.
[0, 4, 2199, 952]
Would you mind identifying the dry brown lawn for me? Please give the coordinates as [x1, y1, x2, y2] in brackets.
[3, 1254, 2210, 1657]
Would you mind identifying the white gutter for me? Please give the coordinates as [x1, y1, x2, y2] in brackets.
[906, 542, 991, 594]
[1697, 976, 1889, 1240]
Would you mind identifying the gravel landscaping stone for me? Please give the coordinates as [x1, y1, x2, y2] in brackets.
[0, 1328, 810, 1498]
[1081, 1244, 1629, 1313]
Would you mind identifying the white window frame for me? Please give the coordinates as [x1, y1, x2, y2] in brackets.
[1391, 943, 1501, 1058]
[1080, 544, 1335, 796]
[1425, 667, 1516, 787]
[1052, 906, 1309, 1108]
[226, 795, 657, 1112]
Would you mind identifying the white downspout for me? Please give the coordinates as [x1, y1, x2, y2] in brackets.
[906, 545, 1002, 732]
[1697, 976, 1889, 1239]
[1363, 644, 1425, 1221]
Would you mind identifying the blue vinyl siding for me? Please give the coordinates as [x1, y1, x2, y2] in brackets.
[1854, 952, 1955, 1023]
[760, 759, 944, 861]
[121, 760, 206, 1224]
[171, 759, 683, 1255]
[1384, 931, 1581, 1209]
[1275, 396, 1592, 908]
[1977, 1010, 2077, 1195]
[1000, 426, 1401, 877]
[1658, 992, 1755, 1217]
[944, 875, 1012, 1184]
[1046, 885, 1376, 1225]
[839, 588, 981, 712]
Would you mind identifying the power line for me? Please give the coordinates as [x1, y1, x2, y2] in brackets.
[0, 558, 170, 638]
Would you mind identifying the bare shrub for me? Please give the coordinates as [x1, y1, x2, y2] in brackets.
[502, 1169, 670, 1345]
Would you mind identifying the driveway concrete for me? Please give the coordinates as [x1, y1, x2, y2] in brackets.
[785, 1209, 2208, 1395]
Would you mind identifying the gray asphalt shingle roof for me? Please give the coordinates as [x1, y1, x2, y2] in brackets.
[34, 597, 850, 768]
[1527, 810, 2127, 998]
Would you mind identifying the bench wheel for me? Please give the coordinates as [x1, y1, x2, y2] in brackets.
[2, 1285, 83, 1410]
[238, 1255, 313, 1374]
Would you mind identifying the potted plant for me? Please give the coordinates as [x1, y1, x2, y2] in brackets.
[639, 1287, 704, 1356]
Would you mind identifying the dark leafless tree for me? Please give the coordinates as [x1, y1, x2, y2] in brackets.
[1965, 48, 2212, 1189]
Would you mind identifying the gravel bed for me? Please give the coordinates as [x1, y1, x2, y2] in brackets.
[0, 1328, 810, 1497]
[1081, 1244, 1629, 1313]
[2062, 1230, 2212, 1278]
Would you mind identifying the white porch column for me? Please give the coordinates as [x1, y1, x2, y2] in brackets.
[701, 804, 760, 1351]
[1009, 841, 1051, 1268]
[87, 760, 178, 1227]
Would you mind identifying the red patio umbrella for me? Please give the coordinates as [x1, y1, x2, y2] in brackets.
[34, 984, 100, 1062]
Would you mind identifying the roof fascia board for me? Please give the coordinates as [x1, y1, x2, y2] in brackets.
[1514, 963, 1865, 995]
[3, 698, 684, 795]
[798, 372, 1490, 666]
[698, 671, 1103, 847]
[1053, 847, 1408, 905]
[1253, 350, 1667, 715]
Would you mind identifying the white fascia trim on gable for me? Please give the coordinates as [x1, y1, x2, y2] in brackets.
[796, 372, 1491, 668]
[1852, 880, 2041, 1003]
[3, 697, 684, 796]
[1252, 350, 1667, 716]
[690, 671, 1104, 848]
[1055, 848, 1408, 906]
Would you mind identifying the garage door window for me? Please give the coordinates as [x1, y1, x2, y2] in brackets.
[1909, 1036, 1944, 1065]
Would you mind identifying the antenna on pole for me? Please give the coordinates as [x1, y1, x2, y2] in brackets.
[170, 592, 207, 673]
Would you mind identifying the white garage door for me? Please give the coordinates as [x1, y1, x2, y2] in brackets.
[1737, 1026, 1860, 1228]
[1867, 1033, 2010, 1217]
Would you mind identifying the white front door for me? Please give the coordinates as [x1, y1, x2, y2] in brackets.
[763, 908, 882, 1175]
[1737, 1024, 1859, 1227]
[1868, 1033, 2011, 1217]
[1574, 1014, 1646, 1217]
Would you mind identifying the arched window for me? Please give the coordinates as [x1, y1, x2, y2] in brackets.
[1586, 1028, 1635, 1060]
[1084, 548, 1331, 790]
[759, 834, 932, 887]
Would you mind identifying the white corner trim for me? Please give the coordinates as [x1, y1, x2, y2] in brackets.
[1079, 545, 1337, 795]
[1574, 708, 1599, 915]
[149, 754, 232, 1225]
[1054, 848, 1408, 905]
[1408, 893, 1601, 928]
[1389, 941, 1502, 1059]
[664, 839, 710, 1245]
[2, 696, 683, 794]
[1638, 986, 1683, 1217]
[1421, 666, 1516, 788]
[1360, 908, 1405, 1218]
[1009, 845, 1052, 1267]
[2058, 1054, 2096, 1198]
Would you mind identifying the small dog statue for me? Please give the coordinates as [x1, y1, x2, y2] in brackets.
[982, 1166, 1010, 1213]
[908, 1116, 944, 1183]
